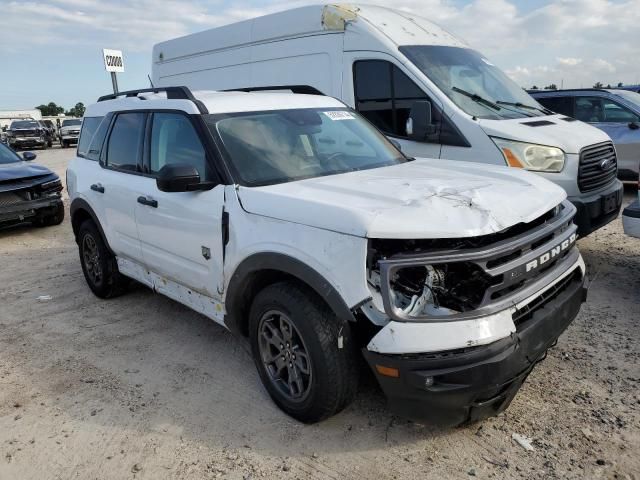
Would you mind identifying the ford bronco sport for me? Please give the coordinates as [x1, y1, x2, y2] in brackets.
[67, 87, 587, 426]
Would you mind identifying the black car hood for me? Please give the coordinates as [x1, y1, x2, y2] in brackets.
[0, 161, 57, 192]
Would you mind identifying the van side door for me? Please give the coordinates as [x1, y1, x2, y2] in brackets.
[134, 111, 226, 301]
[342, 53, 442, 159]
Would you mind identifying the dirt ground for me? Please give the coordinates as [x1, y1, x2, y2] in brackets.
[1, 146, 638, 480]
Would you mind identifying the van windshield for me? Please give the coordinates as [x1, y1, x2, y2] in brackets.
[208, 108, 405, 186]
[400, 46, 546, 120]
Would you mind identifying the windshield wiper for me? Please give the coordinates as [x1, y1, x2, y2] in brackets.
[452, 87, 501, 111]
[496, 100, 553, 116]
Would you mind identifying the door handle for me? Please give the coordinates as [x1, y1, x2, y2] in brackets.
[90, 183, 104, 193]
[137, 196, 158, 208]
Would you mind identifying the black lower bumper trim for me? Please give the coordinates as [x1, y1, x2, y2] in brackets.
[569, 180, 623, 236]
[0, 197, 63, 226]
[363, 272, 586, 427]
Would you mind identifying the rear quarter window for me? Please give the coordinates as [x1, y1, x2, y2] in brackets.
[78, 116, 107, 161]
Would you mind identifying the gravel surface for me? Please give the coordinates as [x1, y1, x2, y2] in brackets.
[1, 147, 638, 479]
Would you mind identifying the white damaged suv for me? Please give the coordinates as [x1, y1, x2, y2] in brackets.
[67, 87, 587, 426]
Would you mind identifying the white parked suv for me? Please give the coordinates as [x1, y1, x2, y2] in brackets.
[67, 87, 587, 426]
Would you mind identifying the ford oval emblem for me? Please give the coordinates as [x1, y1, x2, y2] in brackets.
[600, 158, 615, 170]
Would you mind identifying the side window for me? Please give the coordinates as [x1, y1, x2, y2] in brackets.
[536, 96, 573, 117]
[106, 113, 146, 171]
[77, 117, 104, 160]
[354, 60, 429, 138]
[149, 113, 210, 180]
[601, 98, 640, 123]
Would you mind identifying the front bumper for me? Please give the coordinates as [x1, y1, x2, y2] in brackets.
[622, 199, 640, 238]
[363, 268, 586, 427]
[569, 179, 623, 237]
[0, 195, 63, 226]
[61, 134, 79, 143]
[9, 137, 46, 148]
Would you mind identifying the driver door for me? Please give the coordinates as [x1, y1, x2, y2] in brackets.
[135, 111, 225, 299]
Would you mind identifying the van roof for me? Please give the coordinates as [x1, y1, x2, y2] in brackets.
[84, 90, 346, 117]
[152, 4, 466, 65]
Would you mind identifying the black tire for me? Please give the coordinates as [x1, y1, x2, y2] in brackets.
[77, 219, 127, 298]
[249, 281, 359, 423]
[34, 203, 65, 227]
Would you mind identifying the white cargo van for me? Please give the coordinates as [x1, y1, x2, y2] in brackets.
[152, 3, 623, 236]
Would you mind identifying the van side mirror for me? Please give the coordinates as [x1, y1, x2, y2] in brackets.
[156, 164, 215, 192]
[406, 101, 438, 142]
[22, 152, 37, 161]
[629, 121, 639, 130]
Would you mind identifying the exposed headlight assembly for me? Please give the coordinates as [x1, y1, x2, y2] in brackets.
[491, 137, 565, 172]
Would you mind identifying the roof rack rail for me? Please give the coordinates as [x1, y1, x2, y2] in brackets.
[223, 85, 324, 96]
[97, 86, 209, 114]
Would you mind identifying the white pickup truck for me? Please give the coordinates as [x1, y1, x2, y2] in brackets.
[66, 87, 587, 426]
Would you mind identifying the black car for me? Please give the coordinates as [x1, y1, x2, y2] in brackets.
[5, 119, 52, 150]
[0, 143, 64, 228]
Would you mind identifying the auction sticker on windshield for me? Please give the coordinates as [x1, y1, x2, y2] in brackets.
[324, 111, 355, 121]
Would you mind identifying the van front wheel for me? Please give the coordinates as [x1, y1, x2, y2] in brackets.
[249, 281, 359, 423]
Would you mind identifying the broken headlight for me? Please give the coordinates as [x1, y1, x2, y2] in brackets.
[381, 262, 493, 320]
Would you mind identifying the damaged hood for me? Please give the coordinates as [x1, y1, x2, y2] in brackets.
[237, 159, 566, 239]
[0, 161, 57, 192]
[477, 114, 611, 154]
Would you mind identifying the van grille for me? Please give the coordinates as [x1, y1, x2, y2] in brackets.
[578, 142, 617, 193]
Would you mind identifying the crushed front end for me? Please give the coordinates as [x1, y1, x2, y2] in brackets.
[360, 201, 586, 426]
[0, 173, 64, 227]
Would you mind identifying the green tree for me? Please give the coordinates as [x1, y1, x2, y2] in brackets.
[544, 84, 557, 90]
[65, 102, 86, 117]
[617, 82, 624, 87]
[35, 102, 64, 116]
[530, 85, 539, 90]
[593, 81, 604, 88]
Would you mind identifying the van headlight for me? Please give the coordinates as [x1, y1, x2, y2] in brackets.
[491, 137, 565, 172]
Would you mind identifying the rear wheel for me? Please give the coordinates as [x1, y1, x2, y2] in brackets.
[249, 281, 359, 423]
[78, 220, 127, 298]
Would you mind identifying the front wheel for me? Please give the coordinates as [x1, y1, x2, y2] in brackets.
[78, 220, 127, 298]
[34, 203, 64, 227]
[249, 282, 359, 423]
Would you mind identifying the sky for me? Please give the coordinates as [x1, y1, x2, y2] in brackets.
[1, 0, 639, 111]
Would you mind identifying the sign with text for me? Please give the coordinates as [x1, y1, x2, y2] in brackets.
[103, 49, 124, 73]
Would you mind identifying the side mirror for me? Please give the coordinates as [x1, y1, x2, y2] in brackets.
[406, 100, 438, 142]
[156, 164, 212, 192]
[22, 151, 37, 161]
[629, 122, 639, 130]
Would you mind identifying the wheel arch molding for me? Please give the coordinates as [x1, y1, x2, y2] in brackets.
[224, 252, 357, 336]
[70, 198, 113, 254]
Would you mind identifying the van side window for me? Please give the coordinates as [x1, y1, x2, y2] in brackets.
[149, 113, 210, 180]
[536, 96, 573, 117]
[354, 60, 428, 138]
[106, 113, 146, 172]
[78, 117, 106, 161]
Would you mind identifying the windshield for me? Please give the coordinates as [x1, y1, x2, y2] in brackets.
[400, 46, 546, 120]
[62, 119, 82, 127]
[612, 90, 640, 108]
[208, 108, 405, 186]
[0, 143, 21, 164]
[11, 120, 39, 129]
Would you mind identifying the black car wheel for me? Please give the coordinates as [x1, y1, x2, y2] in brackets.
[78, 220, 127, 298]
[35, 203, 65, 227]
[249, 281, 359, 423]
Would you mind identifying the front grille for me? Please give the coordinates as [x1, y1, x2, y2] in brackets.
[513, 269, 582, 327]
[0, 191, 29, 207]
[578, 142, 617, 192]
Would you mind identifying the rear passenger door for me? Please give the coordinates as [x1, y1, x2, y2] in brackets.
[99, 112, 149, 262]
[135, 111, 225, 299]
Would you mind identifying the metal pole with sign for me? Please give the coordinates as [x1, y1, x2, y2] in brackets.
[102, 49, 124, 95]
